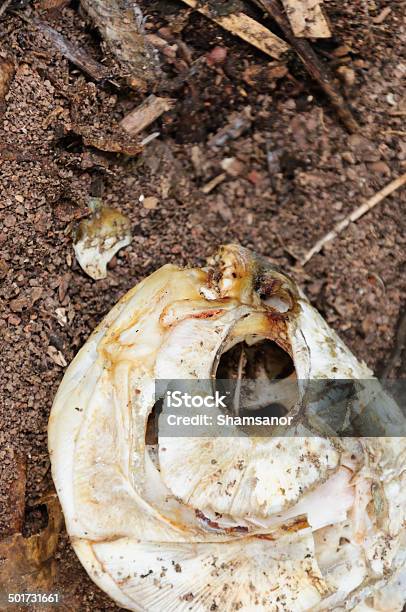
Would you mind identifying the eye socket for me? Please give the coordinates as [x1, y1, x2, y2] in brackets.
[256, 273, 295, 314]
[262, 295, 291, 313]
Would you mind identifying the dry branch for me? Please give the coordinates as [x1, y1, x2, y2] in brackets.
[35, 20, 111, 81]
[281, 0, 331, 38]
[80, 0, 161, 90]
[257, 0, 359, 132]
[301, 173, 406, 266]
[120, 94, 175, 135]
[181, 0, 289, 59]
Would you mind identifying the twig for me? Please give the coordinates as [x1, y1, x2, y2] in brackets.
[301, 173, 406, 266]
[120, 95, 175, 135]
[382, 129, 406, 136]
[379, 307, 406, 378]
[35, 20, 112, 82]
[180, 0, 289, 59]
[280, 0, 331, 38]
[80, 0, 161, 90]
[201, 173, 226, 194]
[256, 0, 359, 132]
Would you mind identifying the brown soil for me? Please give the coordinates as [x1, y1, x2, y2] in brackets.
[0, 0, 405, 610]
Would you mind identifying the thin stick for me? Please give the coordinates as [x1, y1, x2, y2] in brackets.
[257, 0, 359, 132]
[35, 20, 111, 82]
[301, 173, 406, 266]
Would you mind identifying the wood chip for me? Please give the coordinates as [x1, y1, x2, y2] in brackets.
[180, 0, 289, 59]
[201, 173, 226, 194]
[72, 122, 142, 155]
[142, 197, 158, 210]
[281, 0, 331, 38]
[80, 0, 161, 90]
[120, 95, 175, 135]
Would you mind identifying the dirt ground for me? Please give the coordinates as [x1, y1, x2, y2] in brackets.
[0, 0, 405, 610]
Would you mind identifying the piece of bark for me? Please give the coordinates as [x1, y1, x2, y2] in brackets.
[257, 0, 359, 132]
[73, 122, 142, 155]
[281, 0, 331, 38]
[0, 493, 63, 599]
[3, 454, 26, 537]
[34, 20, 111, 82]
[39, 0, 71, 10]
[0, 57, 15, 102]
[80, 0, 161, 90]
[378, 308, 406, 378]
[181, 0, 289, 59]
[120, 94, 175, 135]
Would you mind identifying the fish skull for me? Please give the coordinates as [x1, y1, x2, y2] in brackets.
[48, 244, 406, 611]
